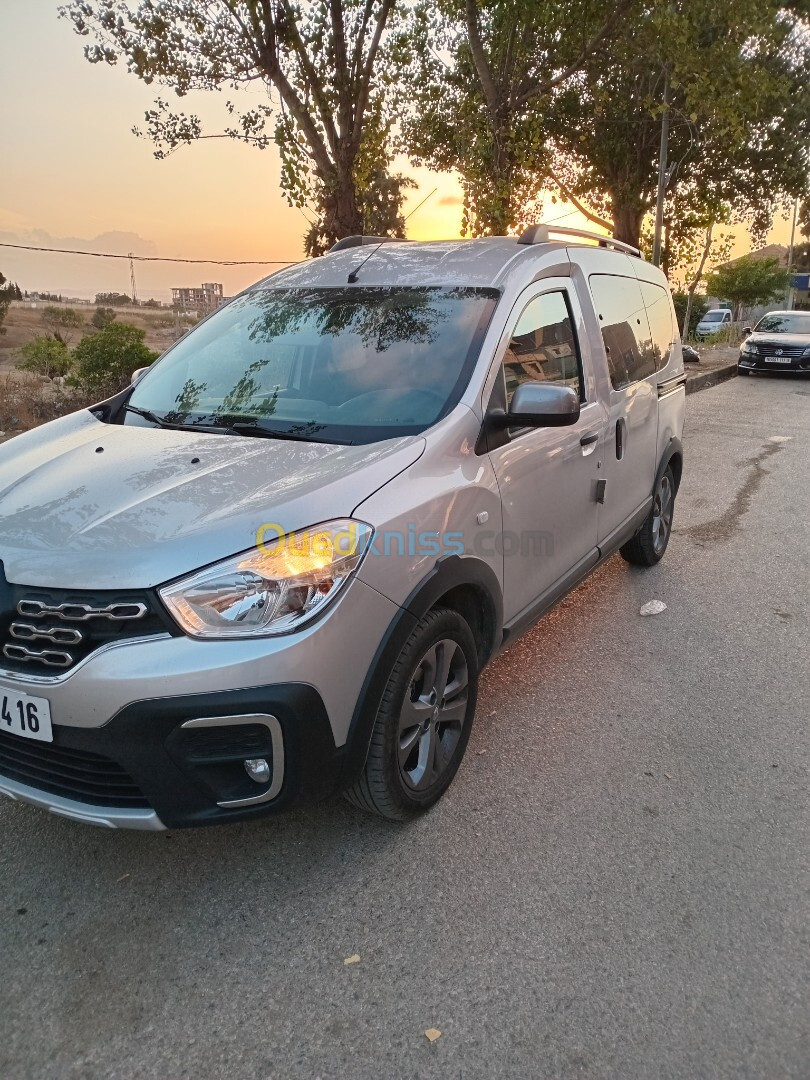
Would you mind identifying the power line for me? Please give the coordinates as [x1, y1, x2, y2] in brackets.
[0, 242, 296, 267]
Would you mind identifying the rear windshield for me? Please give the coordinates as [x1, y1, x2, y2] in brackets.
[128, 286, 499, 444]
[755, 313, 810, 334]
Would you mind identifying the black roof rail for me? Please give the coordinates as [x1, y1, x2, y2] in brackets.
[517, 224, 643, 259]
[329, 235, 411, 253]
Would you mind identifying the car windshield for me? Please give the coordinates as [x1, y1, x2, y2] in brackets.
[703, 311, 727, 323]
[755, 313, 810, 334]
[128, 286, 499, 444]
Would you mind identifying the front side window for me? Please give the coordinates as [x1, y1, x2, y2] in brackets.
[502, 291, 583, 403]
[128, 287, 499, 444]
[589, 274, 656, 390]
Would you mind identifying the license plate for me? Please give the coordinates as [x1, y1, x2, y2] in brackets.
[0, 686, 52, 743]
[765, 356, 792, 364]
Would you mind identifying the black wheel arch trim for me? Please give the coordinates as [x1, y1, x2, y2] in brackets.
[656, 436, 683, 493]
[340, 556, 503, 790]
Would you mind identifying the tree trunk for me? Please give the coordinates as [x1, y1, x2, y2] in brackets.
[612, 201, 646, 248]
[682, 222, 714, 340]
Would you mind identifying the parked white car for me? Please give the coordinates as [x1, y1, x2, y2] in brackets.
[695, 308, 733, 340]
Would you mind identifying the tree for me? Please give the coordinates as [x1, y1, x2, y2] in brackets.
[143, 298, 162, 308]
[95, 291, 132, 306]
[61, 1, 412, 254]
[546, 1, 810, 247]
[401, 0, 632, 236]
[41, 305, 85, 346]
[16, 337, 73, 380]
[71, 323, 158, 395]
[671, 290, 708, 342]
[0, 272, 12, 336]
[91, 306, 117, 330]
[703, 257, 791, 321]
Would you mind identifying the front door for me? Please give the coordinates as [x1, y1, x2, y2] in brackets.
[486, 284, 605, 624]
[588, 272, 659, 544]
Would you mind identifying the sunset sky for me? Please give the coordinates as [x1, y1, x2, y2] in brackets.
[1, 0, 795, 302]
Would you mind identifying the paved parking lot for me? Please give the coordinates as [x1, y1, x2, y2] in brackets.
[2, 374, 808, 1079]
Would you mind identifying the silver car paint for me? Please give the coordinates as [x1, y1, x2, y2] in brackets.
[0, 411, 425, 588]
[0, 236, 684, 825]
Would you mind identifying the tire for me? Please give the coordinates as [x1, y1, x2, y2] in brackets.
[620, 465, 676, 567]
[345, 607, 479, 821]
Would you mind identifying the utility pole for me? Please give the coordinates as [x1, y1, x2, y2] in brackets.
[129, 252, 138, 305]
[785, 198, 798, 310]
[652, 70, 671, 269]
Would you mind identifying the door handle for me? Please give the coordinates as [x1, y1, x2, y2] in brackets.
[579, 432, 599, 446]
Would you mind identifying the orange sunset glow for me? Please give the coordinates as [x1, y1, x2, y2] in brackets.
[1, 0, 794, 302]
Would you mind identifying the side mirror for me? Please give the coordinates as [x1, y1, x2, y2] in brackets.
[502, 383, 580, 428]
[131, 366, 150, 385]
[742, 327, 753, 337]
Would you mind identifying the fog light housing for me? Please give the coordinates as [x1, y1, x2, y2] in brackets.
[244, 757, 270, 785]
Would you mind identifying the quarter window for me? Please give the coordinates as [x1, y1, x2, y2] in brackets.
[589, 274, 657, 390]
[639, 280, 675, 371]
[502, 291, 583, 403]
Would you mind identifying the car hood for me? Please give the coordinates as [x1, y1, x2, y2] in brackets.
[0, 412, 424, 588]
[748, 333, 810, 349]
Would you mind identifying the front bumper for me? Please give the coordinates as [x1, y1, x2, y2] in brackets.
[738, 355, 810, 373]
[0, 683, 342, 829]
[0, 577, 401, 828]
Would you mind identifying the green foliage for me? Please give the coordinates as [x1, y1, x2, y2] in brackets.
[671, 291, 708, 340]
[16, 337, 73, 380]
[41, 305, 84, 346]
[91, 306, 117, 330]
[547, 1, 810, 248]
[142, 298, 162, 308]
[70, 323, 158, 396]
[94, 291, 132, 306]
[704, 257, 791, 319]
[401, 0, 628, 236]
[62, 1, 409, 254]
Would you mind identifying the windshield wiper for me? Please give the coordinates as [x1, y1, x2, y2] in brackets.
[125, 405, 347, 444]
[125, 404, 182, 429]
[125, 405, 238, 436]
[225, 421, 349, 445]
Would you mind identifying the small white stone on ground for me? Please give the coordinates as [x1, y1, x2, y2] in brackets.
[640, 600, 667, 616]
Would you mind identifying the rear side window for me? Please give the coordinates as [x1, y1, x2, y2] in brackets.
[589, 274, 656, 390]
[503, 290, 583, 403]
[639, 280, 675, 370]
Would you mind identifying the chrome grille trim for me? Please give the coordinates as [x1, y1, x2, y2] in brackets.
[17, 600, 148, 622]
[10, 622, 84, 646]
[3, 643, 73, 668]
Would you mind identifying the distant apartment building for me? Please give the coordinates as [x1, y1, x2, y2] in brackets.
[171, 282, 225, 311]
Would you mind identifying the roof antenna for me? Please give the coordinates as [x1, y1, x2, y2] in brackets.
[346, 187, 438, 284]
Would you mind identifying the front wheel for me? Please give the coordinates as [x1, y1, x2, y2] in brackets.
[620, 465, 676, 567]
[345, 608, 478, 820]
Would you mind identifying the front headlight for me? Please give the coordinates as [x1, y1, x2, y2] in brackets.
[802, 345, 810, 357]
[160, 519, 373, 638]
[740, 341, 754, 355]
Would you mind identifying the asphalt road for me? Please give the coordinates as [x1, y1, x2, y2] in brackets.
[2, 374, 808, 1080]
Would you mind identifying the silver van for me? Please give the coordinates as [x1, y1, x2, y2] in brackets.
[0, 226, 685, 829]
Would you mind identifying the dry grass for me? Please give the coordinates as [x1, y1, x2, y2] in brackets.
[0, 302, 180, 373]
[0, 372, 96, 441]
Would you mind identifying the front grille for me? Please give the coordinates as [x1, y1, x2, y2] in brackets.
[0, 729, 149, 807]
[750, 343, 807, 358]
[0, 580, 176, 677]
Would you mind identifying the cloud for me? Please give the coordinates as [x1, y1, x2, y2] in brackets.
[0, 225, 158, 257]
[437, 195, 462, 208]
